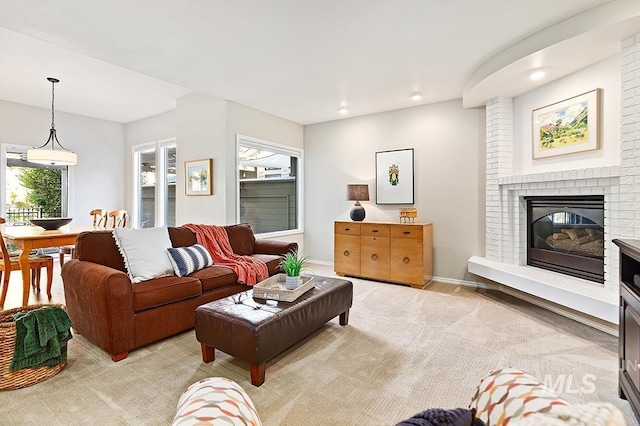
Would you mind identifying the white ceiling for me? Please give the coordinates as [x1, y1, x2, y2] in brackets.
[0, 0, 636, 125]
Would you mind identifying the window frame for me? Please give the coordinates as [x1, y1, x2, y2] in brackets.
[236, 134, 304, 238]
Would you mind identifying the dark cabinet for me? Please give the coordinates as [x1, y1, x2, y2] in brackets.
[613, 239, 640, 421]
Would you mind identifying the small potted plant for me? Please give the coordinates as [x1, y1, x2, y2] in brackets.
[279, 249, 309, 289]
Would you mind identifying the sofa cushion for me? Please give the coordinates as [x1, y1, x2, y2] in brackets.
[190, 265, 239, 292]
[252, 254, 284, 276]
[225, 223, 256, 255]
[75, 230, 126, 272]
[168, 244, 213, 277]
[169, 226, 198, 248]
[132, 276, 202, 311]
[113, 227, 174, 283]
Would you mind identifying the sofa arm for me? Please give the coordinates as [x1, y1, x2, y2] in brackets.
[61, 259, 135, 360]
[254, 238, 297, 256]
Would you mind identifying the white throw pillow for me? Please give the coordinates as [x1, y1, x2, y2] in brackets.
[113, 227, 175, 283]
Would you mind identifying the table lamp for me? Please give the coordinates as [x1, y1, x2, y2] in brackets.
[347, 184, 369, 221]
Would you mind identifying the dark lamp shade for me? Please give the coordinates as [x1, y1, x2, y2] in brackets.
[346, 184, 370, 201]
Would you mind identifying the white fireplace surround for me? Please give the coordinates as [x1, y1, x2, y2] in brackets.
[468, 34, 640, 330]
[469, 166, 620, 325]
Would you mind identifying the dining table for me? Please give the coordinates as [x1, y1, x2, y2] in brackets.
[1, 224, 96, 307]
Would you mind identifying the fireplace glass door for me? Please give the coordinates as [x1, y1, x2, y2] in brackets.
[527, 195, 604, 283]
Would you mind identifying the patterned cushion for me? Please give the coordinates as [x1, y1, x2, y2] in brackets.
[167, 244, 213, 277]
[470, 368, 568, 426]
[173, 377, 262, 426]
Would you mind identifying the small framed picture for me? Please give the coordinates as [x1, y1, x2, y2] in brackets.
[532, 89, 601, 159]
[185, 158, 213, 196]
[375, 148, 414, 205]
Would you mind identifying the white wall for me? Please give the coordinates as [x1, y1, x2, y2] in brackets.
[175, 93, 227, 225]
[0, 99, 125, 225]
[513, 56, 621, 175]
[304, 99, 486, 280]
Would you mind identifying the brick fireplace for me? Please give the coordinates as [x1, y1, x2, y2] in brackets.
[468, 34, 640, 328]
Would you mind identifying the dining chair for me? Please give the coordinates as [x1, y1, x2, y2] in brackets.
[59, 209, 109, 266]
[0, 217, 54, 306]
[108, 210, 128, 228]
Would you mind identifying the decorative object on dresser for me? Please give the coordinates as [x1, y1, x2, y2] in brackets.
[398, 207, 417, 223]
[613, 239, 640, 422]
[375, 148, 414, 204]
[346, 184, 369, 221]
[334, 221, 433, 288]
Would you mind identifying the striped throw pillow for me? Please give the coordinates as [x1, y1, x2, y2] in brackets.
[167, 244, 214, 277]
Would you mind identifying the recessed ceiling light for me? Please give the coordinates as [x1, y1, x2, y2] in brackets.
[339, 107, 348, 114]
[410, 92, 422, 101]
[529, 70, 546, 81]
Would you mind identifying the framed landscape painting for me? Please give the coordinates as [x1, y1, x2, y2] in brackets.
[185, 158, 213, 196]
[375, 148, 414, 205]
[532, 89, 601, 159]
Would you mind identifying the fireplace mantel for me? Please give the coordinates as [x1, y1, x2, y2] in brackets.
[498, 166, 620, 186]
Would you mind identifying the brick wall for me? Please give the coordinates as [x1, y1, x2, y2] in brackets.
[481, 34, 640, 294]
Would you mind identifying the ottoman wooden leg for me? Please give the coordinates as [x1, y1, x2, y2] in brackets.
[339, 309, 349, 326]
[201, 343, 215, 363]
[250, 362, 266, 387]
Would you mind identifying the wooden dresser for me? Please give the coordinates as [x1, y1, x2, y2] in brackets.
[334, 221, 433, 288]
[613, 239, 640, 422]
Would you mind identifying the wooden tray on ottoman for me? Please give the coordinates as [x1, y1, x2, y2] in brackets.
[252, 273, 315, 302]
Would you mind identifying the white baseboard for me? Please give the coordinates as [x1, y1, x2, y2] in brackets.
[430, 276, 498, 290]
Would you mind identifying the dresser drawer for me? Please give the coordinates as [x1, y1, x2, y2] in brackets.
[335, 222, 361, 236]
[390, 225, 423, 239]
[361, 223, 389, 237]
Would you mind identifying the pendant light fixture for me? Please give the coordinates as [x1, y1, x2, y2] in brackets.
[27, 77, 77, 166]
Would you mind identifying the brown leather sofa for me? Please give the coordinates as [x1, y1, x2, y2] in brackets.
[61, 224, 297, 361]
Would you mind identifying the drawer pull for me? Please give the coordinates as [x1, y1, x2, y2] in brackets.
[343, 227, 350, 231]
[371, 254, 378, 260]
[372, 229, 379, 233]
[403, 257, 410, 264]
[344, 250, 350, 257]
[403, 231, 411, 235]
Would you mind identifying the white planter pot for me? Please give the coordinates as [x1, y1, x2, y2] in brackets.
[285, 275, 302, 290]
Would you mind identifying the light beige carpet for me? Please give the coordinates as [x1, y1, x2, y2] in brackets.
[2, 271, 636, 425]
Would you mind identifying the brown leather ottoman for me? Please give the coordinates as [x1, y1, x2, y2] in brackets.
[194, 276, 353, 386]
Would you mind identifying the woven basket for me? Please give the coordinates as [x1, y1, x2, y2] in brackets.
[0, 304, 68, 391]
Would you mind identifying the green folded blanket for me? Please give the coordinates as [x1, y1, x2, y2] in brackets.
[10, 306, 73, 371]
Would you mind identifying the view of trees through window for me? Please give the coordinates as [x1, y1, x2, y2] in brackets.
[6, 160, 64, 224]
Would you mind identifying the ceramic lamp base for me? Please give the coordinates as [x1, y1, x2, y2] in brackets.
[350, 205, 366, 221]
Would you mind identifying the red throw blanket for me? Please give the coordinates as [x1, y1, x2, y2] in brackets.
[185, 224, 268, 286]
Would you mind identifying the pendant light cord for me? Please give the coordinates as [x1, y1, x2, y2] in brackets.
[51, 79, 56, 130]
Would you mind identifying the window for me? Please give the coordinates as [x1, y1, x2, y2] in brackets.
[237, 134, 303, 236]
[133, 139, 176, 228]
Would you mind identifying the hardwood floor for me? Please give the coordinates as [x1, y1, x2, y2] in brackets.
[1, 260, 66, 310]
